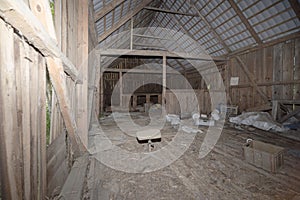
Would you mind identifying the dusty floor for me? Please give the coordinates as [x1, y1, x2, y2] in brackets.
[87, 112, 300, 200]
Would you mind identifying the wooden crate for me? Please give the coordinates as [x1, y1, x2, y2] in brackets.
[243, 140, 285, 173]
[220, 105, 238, 117]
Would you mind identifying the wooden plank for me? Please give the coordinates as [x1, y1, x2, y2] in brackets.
[246, 52, 256, 108]
[0, 0, 81, 81]
[104, 68, 179, 74]
[98, 49, 226, 61]
[28, 0, 87, 154]
[133, 33, 172, 40]
[94, 0, 126, 22]
[19, 36, 32, 200]
[76, 0, 89, 147]
[130, 18, 133, 50]
[162, 55, 167, 108]
[98, 0, 153, 42]
[144, 6, 198, 16]
[246, 103, 272, 112]
[48, 58, 87, 155]
[29, 45, 39, 200]
[278, 107, 300, 123]
[0, 20, 22, 200]
[272, 100, 279, 120]
[230, 80, 300, 87]
[273, 43, 283, 101]
[256, 49, 265, 105]
[88, 0, 98, 48]
[13, 32, 25, 200]
[49, 94, 64, 143]
[282, 40, 295, 100]
[94, 55, 101, 119]
[119, 72, 123, 107]
[100, 65, 104, 114]
[13, 34, 24, 199]
[46, 132, 69, 197]
[88, 51, 98, 125]
[60, 154, 90, 199]
[295, 39, 300, 101]
[38, 53, 47, 199]
[234, 56, 269, 102]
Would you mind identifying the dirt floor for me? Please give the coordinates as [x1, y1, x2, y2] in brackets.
[86, 112, 300, 200]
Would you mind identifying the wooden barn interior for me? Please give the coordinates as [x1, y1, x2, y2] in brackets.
[0, 0, 300, 199]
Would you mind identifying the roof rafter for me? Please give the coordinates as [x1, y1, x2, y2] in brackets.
[187, 1, 231, 53]
[94, 0, 126, 22]
[98, 0, 154, 42]
[228, 0, 262, 44]
[144, 6, 198, 17]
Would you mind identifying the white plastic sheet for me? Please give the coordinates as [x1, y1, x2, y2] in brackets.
[229, 112, 284, 132]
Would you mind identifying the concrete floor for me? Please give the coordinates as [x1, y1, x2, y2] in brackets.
[86, 112, 300, 200]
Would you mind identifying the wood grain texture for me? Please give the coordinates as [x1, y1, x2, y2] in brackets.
[0, 19, 22, 200]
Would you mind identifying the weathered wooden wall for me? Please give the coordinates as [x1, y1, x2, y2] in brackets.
[0, 19, 46, 199]
[50, 0, 88, 145]
[169, 63, 226, 115]
[228, 38, 300, 112]
[47, 0, 90, 197]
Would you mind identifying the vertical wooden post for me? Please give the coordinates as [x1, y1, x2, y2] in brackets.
[133, 95, 137, 109]
[146, 94, 151, 103]
[119, 71, 123, 107]
[162, 55, 167, 108]
[76, 0, 89, 146]
[100, 56, 104, 114]
[94, 54, 101, 117]
[130, 18, 133, 50]
[272, 100, 279, 120]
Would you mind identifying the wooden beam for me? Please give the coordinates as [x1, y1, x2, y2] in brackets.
[133, 33, 172, 40]
[94, 0, 126, 22]
[76, 0, 89, 147]
[133, 42, 164, 49]
[100, 58, 104, 114]
[98, 49, 226, 61]
[234, 56, 269, 102]
[278, 107, 300, 123]
[130, 18, 133, 50]
[288, 0, 300, 20]
[230, 79, 300, 88]
[0, 0, 81, 82]
[119, 71, 123, 107]
[228, 0, 262, 44]
[28, 0, 86, 154]
[162, 54, 167, 107]
[187, 2, 231, 53]
[89, 0, 98, 46]
[60, 154, 89, 199]
[144, 6, 198, 16]
[103, 68, 178, 74]
[98, 0, 153, 42]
